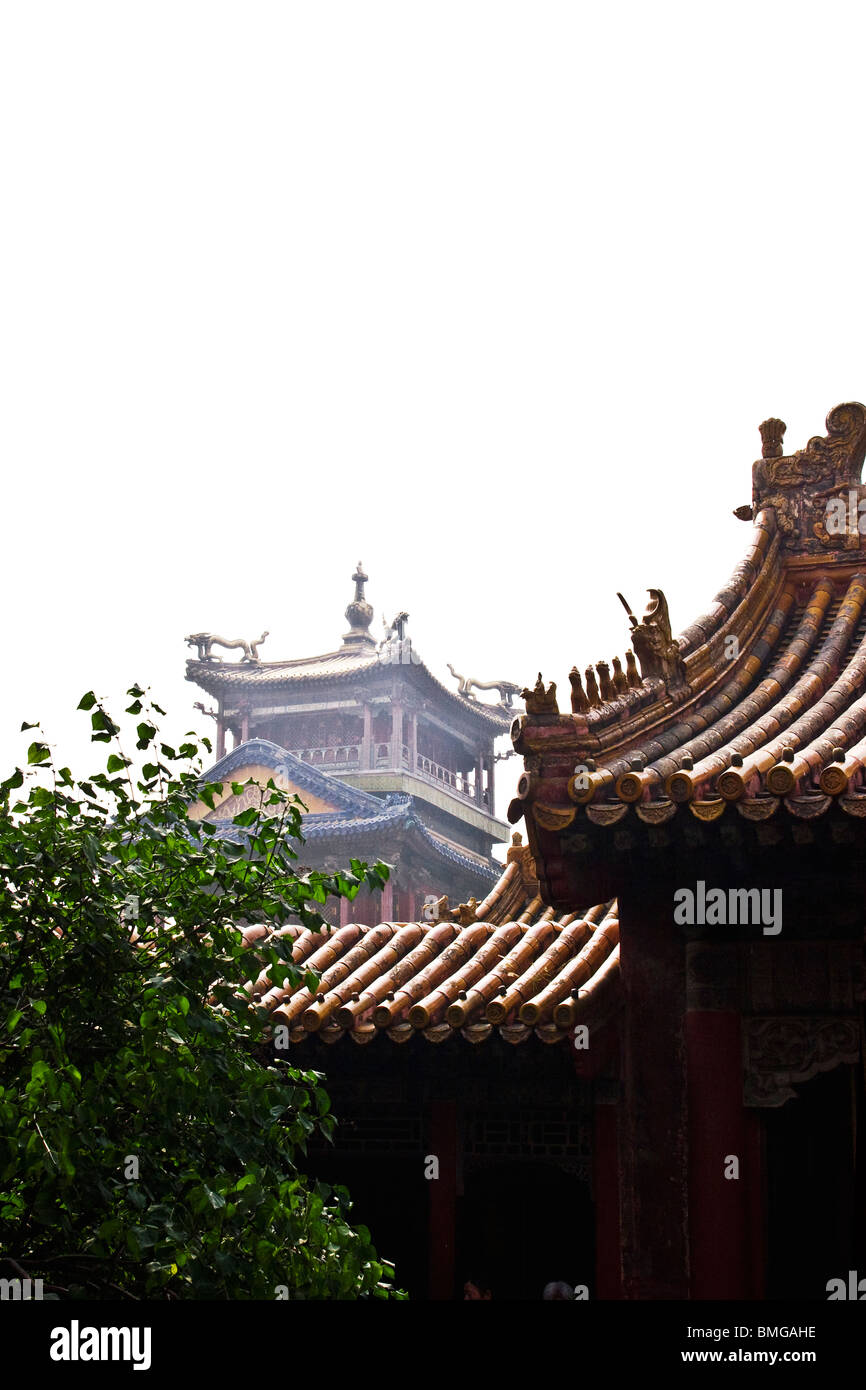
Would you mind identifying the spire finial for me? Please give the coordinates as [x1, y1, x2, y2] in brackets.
[343, 562, 375, 647]
[352, 561, 368, 602]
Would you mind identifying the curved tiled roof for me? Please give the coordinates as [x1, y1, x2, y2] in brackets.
[199, 740, 501, 883]
[201, 738, 386, 816]
[186, 644, 513, 731]
[241, 839, 619, 1047]
[512, 403, 866, 835]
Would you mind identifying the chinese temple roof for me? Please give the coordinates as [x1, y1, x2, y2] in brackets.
[185, 562, 515, 732]
[510, 402, 866, 900]
[242, 836, 619, 1048]
[195, 739, 501, 883]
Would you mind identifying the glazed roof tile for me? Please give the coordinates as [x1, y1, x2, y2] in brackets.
[512, 403, 866, 830]
[242, 840, 619, 1046]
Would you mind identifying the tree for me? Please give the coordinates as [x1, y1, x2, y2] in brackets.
[0, 686, 404, 1299]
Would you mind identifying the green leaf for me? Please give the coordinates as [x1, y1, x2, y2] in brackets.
[107, 754, 130, 773]
[77, 691, 97, 710]
[27, 742, 51, 765]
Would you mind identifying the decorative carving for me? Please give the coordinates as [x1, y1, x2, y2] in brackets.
[521, 673, 559, 716]
[506, 831, 539, 888]
[743, 1015, 861, 1107]
[454, 898, 479, 926]
[186, 631, 269, 663]
[447, 664, 522, 709]
[625, 589, 687, 693]
[759, 417, 786, 458]
[584, 667, 601, 707]
[751, 403, 866, 553]
[569, 667, 589, 713]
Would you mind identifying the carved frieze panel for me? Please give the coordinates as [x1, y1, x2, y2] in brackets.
[742, 1014, 861, 1107]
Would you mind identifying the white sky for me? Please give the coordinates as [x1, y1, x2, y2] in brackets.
[3, 2, 866, 829]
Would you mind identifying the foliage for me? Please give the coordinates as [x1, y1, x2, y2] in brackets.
[0, 687, 403, 1299]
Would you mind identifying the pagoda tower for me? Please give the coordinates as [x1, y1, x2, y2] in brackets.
[185, 564, 518, 924]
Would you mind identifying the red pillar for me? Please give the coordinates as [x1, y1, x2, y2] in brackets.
[617, 879, 690, 1299]
[428, 1101, 457, 1300]
[686, 1010, 751, 1297]
[339, 895, 351, 927]
[381, 880, 394, 921]
[593, 1098, 623, 1298]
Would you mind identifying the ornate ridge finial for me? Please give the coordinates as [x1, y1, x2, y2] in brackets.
[342, 561, 375, 647]
[521, 673, 558, 716]
[759, 418, 786, 459]
[352, 561, 368, 600]
[752, 402, 866, 553]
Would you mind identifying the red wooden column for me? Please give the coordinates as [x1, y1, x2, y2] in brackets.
[617, 878, 690, 1299]
[428, 1101, 457, 1300]
[381, 879, 394, 921]
[361, 704, 372, 769]
[339, 894, 351, 927]
[685, 943, 759, 1298]
[593, 1093, 623, 1298]
[685, 1009, 749, 1296]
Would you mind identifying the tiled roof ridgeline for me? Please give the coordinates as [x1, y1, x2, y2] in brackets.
[185, 645, 513, 730]
[238, 841, 619, 1047]
[511, 403, 866, 827]
[198, 741, 501, 883]
[199, 738, 384, 817]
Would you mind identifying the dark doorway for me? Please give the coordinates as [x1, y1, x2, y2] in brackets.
[765, 1063, 858, 1299]
[457, 1161, 593, 1300]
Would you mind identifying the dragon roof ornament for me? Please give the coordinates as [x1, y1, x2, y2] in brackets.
[743, 402, 866, 554]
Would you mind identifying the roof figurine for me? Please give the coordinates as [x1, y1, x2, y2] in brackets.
[446, 663, 523, 711]
[185, 630, 269, 663]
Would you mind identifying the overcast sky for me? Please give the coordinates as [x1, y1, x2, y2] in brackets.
[3, 2, 865, 826]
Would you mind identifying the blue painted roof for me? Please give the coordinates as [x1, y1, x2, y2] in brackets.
[200, 738, 383, 816]
[199, 740, 499, 884]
